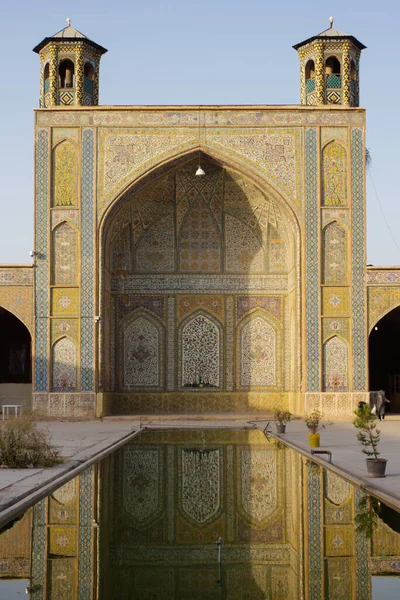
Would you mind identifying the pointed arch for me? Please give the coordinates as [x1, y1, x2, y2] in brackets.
[322, 220, 348, 284]
[322, 335, 348, 392]
[52, 221, 78, 285]
[322, 141, 347, 206]
[120, 310, 164, 390]
[52, 336, 78, 392]
[237, 310, 281, 390]
[52, 140, 78, 207]
[180, 310, 222, 390]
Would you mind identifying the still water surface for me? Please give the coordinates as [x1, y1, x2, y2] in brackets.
[0, 428, 400, 599]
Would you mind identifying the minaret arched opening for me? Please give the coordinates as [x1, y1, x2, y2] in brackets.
[44, 63, 50, 93]
[59, 59, 75, 89]
[325, 56, 341, 103]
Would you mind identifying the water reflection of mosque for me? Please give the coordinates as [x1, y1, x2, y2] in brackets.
[0, 430, 400, 598]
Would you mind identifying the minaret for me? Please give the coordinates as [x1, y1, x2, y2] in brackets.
[293, 18, 366, 106]
[33, 18, 107, 107]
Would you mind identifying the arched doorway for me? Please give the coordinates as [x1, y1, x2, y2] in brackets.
[0, 307, 32, 410]
[99, 154, 300, 415]
[369, 306, 400, 412]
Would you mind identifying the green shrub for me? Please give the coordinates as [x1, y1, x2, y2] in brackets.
[0, 414, 62, 468]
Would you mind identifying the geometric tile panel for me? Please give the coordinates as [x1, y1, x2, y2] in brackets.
[351, 128, 367, 390]
[51, 288, 79, 315]
[81, 129, 95, 391]
[305, 128, 320, 391]
[35, 129, 50, 391]
[322, 287, 349, 316]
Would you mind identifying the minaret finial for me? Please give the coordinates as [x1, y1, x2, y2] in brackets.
[66, 17, 71, 27]
[329, 16, 334, 28]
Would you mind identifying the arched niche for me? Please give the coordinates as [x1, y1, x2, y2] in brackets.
[322, 335, 349, 392]
[322, 221, 348, 284]
[236, 310, 281, 390]
[179, 310, 222, 390]
[322, 141, 347, 206]
[52, 336, 78, 392]
[52, 221, 78, 285]
[119, 310, 164, 391]
[52, 141, 78, 207]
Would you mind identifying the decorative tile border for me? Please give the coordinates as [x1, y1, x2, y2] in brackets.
[31, 499, 46, 600]
[305, 392, 369, 416]
[355, 489, 371, 599]
[33, 392, 96, 417]
[351, 128, 366, 390]
[35, 129, 50, 391]
[305, 128, 320, 390]
[78, 467, 94, 598]
[366, 269, 400, 285]
[81, 129, 95, 390]
[307, 461, 322, 600]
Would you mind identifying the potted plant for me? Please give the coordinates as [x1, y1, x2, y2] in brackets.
[353, 404, 387, 478]
[304, 410, 329, 448]
[274, 409, 292, 434]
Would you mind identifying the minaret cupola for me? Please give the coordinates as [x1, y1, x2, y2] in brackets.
[33, 18, 107, 107]
[293, 18, 366, 106]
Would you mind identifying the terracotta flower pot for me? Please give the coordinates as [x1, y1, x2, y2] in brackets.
[309, 433, 320, 448]
[366, 458, 387, 478]
[275, 424, 286, 434]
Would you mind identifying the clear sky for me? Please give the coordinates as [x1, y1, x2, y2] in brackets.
[1, 0, 399, 265]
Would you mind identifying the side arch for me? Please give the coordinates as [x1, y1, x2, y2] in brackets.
[118, 308, 165, 391]
[236, 309, 282, 390]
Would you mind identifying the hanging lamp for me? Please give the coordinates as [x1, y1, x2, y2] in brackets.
[195, 108, 205, 176]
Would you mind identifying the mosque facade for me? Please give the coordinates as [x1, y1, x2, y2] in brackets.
[1, 21, 400, 418]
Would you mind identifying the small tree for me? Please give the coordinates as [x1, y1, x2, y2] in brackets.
[274, 409, 292, 426]
[304, 410, 327, 434]
[353, 404, 381, 460]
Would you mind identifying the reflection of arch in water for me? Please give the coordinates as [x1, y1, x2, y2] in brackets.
[99, 149, 301, 413]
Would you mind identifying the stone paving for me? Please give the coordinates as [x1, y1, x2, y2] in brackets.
[1, 413, 400, 525]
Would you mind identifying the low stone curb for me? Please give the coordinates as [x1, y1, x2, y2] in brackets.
[0, 427, 140, 529]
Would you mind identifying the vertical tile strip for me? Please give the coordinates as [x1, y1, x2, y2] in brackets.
[351, 128, 366, 390]
[81, 129, 95, 390]
[31, 499, 46, 600]
[78, 466, 94, 599]
[355, 489, 371, 599]
[226, 296, 234, 391]
[308, 461, 322, 600]
[35, 129, 49, 391]
[167, 296, 175, 391]
[305, 128, 320, 390]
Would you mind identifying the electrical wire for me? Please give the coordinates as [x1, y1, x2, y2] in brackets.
[368, 169, 400, 253]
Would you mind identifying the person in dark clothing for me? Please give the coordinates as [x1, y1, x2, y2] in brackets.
[370, 390, 391, 421]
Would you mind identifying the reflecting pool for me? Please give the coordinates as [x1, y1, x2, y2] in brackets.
[0, 428, 400, 599]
